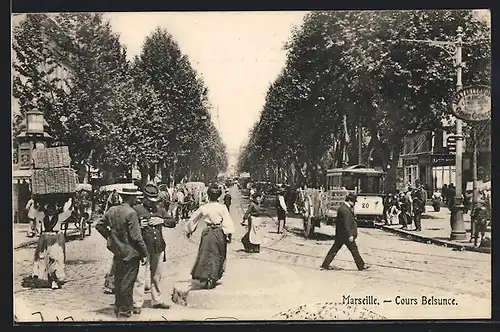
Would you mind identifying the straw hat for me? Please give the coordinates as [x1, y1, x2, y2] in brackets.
[117, 187, 143, 196]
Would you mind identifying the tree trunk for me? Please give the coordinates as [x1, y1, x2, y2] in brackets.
[385, 141, 403, 193]
[75, 163, 88, 184]
[161, 159, 169, 184]
[139, 166, 149, 189]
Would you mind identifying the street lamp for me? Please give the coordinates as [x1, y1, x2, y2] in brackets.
[402, 26, 468, 240]
[26, 110, 45, 135]
[450, 27, 467, 241]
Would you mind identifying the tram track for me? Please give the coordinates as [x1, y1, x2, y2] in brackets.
[234, 191, 490, 285]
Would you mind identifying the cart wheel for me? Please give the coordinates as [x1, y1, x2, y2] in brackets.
[302, 196, 315, 239]
[79, 217, 86, 240]
[304, 216, 315, 239]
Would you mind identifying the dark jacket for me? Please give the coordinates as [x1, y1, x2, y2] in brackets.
[243, 201, 260, 220]
[335, 202, 358, 240]
[133, 203, 168, 254]
[96, 203, 148, 261]
[223, 193, 232, 206]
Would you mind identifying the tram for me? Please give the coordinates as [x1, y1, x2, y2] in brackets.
[301, 164, 386, 238]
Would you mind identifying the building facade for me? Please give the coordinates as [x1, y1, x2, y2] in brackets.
[399, 128, 459, 193]
[399, 121, 491, 194]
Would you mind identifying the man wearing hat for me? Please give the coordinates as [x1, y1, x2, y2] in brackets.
[320, 193, 370, 271]
[132, 183, 172, 313]
[96, 186, 148, 318]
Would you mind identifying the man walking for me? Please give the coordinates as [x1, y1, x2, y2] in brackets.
[223, 190, 232, 212]
[96, 187, 148, 318]
[320, 193, 370, 271]
[276, 189, 288, 234]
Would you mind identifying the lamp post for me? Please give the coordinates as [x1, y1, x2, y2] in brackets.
[402, 26, 468, 240]
[450, 27, 467, 240]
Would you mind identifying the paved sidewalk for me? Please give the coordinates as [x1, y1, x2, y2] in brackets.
[379, 207, 491, 254]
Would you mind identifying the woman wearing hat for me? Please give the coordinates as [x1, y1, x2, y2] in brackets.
[185, 185, 235, 289]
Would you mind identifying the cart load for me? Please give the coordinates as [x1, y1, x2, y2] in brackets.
[30, 146, 90, 239]
[31, 146, 78, 195]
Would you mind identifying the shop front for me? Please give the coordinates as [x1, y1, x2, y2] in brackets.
[402, 153, 456, 194]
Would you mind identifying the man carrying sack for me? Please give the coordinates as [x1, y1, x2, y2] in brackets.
[132, 183, 173, 313]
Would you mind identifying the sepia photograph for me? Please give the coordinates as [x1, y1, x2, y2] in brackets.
[11, 9, 491, 322]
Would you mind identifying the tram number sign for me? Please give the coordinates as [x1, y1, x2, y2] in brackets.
[452, 86, 491, 122]
[361, 203, 370, 209]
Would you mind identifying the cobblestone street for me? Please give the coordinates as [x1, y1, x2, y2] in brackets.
[14, 188, 491, 321]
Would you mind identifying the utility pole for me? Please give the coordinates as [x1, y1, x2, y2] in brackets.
[358, 124, 363, 165]
[471, 127, 477, 237]
[452, 27, 466, 240]
[402, 26, 467, 240]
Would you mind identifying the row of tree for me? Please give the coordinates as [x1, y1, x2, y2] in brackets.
[237, 9, 490, 190]
[13, 13, 227, 186]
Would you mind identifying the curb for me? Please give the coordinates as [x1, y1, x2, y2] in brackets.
[377, 224, 491, 254]
[14, 230, 81, 250]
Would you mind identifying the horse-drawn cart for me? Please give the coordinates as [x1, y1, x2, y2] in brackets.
[60, 183, 93, 240]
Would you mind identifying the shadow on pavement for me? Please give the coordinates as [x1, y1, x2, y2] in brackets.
[93, 307, 115, 318]
[65, 259, 100, 265]
[286, 227, 335, 241]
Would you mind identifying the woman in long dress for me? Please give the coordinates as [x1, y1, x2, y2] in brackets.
[185, 186, 235, 289]
[241, 194, 262, 253]
[22, 198, 73, 290]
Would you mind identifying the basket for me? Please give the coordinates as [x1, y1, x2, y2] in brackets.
[32, 167, 78, 195]
[33, 146, 71, 169]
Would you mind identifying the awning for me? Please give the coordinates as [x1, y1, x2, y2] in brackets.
[12, 168, 32, 183]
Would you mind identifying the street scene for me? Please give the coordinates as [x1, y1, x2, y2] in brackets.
[12, 10, 491, 322]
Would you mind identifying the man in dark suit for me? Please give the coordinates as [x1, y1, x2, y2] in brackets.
[320, 193, 370, 271]
[96, 187, 148, 318]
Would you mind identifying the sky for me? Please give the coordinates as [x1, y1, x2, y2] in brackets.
[104, 12, 308, 154]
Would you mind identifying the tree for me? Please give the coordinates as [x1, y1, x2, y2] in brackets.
[136, 27, 227, 184]
[12, 14, 66, 135]
[240, 9, 491, 190]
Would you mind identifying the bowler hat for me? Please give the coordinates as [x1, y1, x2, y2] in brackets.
[143, 183, 160, 202]
[117, 187, 143, 196]
[346, 192, 358, 202]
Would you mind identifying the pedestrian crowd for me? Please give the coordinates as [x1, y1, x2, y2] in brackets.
[383, 180, 491, 247]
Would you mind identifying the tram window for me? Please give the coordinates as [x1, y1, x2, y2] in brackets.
[359, 177, 381, 194]
[342, 175, 356, 191]
[327, 175, 342, 189]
